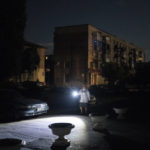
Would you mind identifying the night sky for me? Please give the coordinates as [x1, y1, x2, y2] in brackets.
[24, 0, 150, 61]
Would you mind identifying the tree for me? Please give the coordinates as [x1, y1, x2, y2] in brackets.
[133, 62, 150, 87]
[101, 62, 130, 87]
[22, 48, 40, 76]
[0, 0, 26, 82]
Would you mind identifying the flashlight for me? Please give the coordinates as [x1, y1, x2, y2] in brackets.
[72, 91, 79, 97]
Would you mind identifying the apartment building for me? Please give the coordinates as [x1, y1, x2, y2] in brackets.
[54, 24, 145, 87]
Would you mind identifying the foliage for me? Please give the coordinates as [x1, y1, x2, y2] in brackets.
[133, 62, 150, 87]
[101, 62, 130, 87]
[0, 0, 26, 82]
[22, 48, 40, 74]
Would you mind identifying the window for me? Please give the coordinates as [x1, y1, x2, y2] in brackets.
[65, 73, 70, 82]
[138, 51, 143, 57]
[65, 61, 70, 68]
[106, 36, 110, 43]
[92, 32, 102, 51]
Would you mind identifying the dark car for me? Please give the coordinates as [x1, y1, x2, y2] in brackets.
[0, 89, 49, 120]
[21, 81, 45, 88]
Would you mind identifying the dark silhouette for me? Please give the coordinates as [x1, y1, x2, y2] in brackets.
[0, 0, 26, 83]
[22, 47, 40, 76]
[134, 62, 150, 87]
[101, 62, 130, 87]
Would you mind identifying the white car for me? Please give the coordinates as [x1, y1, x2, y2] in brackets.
[0, 89, 49, 120]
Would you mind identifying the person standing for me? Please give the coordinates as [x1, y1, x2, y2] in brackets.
[78, 85, 90, 114]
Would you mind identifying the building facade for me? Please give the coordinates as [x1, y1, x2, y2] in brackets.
[54, 24, 145, 87]
[45, 55, 54, 86]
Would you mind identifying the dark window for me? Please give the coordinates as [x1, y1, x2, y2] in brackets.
[65, 61, 70, 68]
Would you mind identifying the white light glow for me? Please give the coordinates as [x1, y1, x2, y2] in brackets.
[72, 91, 79, 97]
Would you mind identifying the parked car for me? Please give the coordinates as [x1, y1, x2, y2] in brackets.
[89, 95, 97, 105]
[0, 89, 49, 120]
[21, 81, 45, 89]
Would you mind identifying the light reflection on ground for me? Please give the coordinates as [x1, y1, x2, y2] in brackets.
[0, 115, 107, 150]
[26, 115, 91, 145]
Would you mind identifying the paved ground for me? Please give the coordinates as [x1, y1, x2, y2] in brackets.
[1, 113, 150, 150]
[90, 114, 150, 150]
[0, 115, 110, 150]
